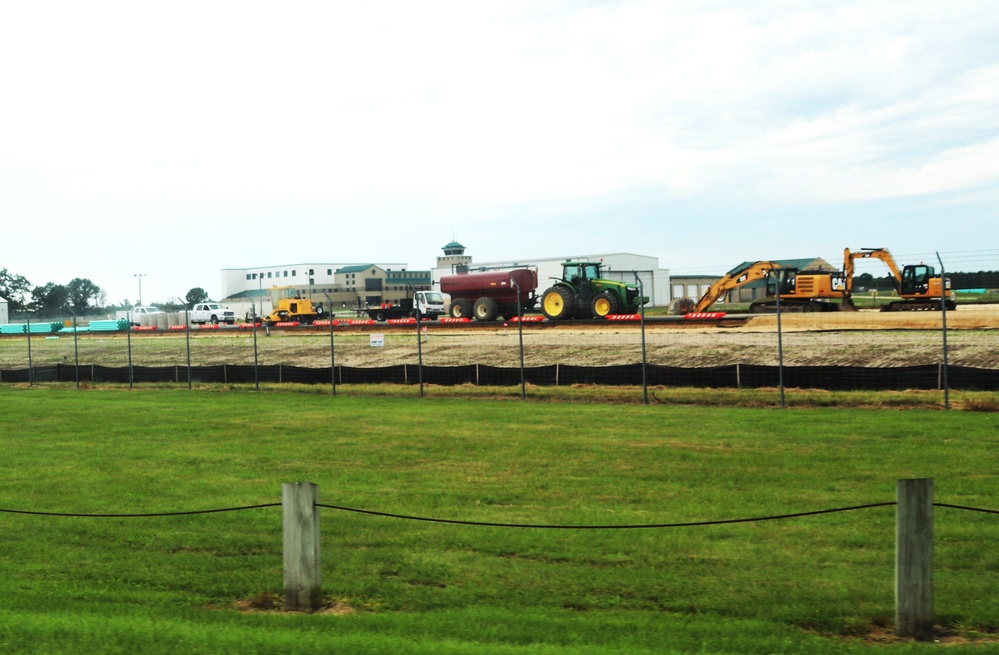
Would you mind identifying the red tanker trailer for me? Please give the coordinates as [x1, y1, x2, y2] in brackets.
[439, 268, 539, 321]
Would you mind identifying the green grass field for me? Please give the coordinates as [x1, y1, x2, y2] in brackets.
[1, 387, 997, 653]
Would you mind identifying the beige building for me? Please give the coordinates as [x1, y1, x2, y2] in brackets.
[221, 263, 432, 318]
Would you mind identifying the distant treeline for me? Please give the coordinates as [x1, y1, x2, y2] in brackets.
[854, 271, 999, 292]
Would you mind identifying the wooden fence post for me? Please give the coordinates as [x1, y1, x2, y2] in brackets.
[896, 478, 933, 640]
[283, 482, 322, 612]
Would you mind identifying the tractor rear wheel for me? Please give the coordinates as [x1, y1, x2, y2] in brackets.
[541, 286, 575, 320]
[590, 291, 620, 318]
[473, 297, 499, 321]
[450, 298, 473, 319]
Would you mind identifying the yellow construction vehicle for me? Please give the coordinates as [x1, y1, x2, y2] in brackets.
[750, 268, 854, 313]
[844, 248, 955, 311]
[261, 286, 325, 325]
[673, 261, 779, 314]
[675, 261, 854, 314]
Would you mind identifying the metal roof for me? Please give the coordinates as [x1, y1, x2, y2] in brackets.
[726, 258, 833, 276]
[336, 264, 379, 274]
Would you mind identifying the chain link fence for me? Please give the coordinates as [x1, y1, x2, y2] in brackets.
[1, 304, 997, 394]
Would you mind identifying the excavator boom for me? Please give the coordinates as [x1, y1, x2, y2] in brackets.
[844, 248, 903, 295]
[691, 262, 781, 313]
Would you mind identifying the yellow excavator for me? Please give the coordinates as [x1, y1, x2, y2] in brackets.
[675, 261, 855, 314]
[844, 248, 955, 311]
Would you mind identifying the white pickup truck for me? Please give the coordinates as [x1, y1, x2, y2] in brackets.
[190, 302, 236, 325]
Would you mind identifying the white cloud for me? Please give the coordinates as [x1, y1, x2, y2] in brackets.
[1, 1, 997, 302]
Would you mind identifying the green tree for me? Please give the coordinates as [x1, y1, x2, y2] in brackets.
[185, 287, 209, 306]
[31, 283, 70, 317]
[67, 278, 102, 314]
[0, 268, 31, 310]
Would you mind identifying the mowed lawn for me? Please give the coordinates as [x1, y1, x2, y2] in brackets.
[0, 387, 997, 654]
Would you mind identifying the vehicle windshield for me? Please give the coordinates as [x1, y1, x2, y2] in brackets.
[424, 293, 444, 303]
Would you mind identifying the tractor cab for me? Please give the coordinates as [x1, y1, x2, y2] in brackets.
[562, 262, 602, 296]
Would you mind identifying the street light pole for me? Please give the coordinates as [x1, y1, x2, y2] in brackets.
[134, 273, 146, 306]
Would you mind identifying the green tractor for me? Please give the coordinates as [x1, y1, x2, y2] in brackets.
[541, 261, 648, 320]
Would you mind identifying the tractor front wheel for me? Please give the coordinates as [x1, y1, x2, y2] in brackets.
[541, 286, 575, 320]
[590, 291, 620, 318]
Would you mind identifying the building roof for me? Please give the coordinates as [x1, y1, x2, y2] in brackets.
[337, 264, 380, 274]
[670, 274, 720, 281]
[224, 289, 267, 300]
[726, 258, 833, 276]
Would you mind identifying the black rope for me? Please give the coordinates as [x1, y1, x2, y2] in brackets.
[0, 503, 281, 518]
[2, 501, 995, 524]
[934, 503, 999, 515]
[315, 502, 897, 529]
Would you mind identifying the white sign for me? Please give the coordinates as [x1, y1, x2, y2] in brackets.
[369, 333, 385, 347]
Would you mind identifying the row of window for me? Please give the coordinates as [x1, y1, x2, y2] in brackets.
[245, 268, 342, 281]
[245, 271, 430, 282]
[246, 271, 297, 280]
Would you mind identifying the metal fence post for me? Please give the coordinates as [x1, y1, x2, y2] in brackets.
[634, 272, 648, 405]
[896, 478, 934, 640]
[512, 277, 526, 400]
[774, 269, 785, 408]
[126, 320, 134, 390]
[322, 292, 336, 397]
[184, 305, 192, 390]
[72, 314, 80, 389]
[416, 309, 424, 398]
[935, 252, 949, 410]
[26, 312, 34, 387]
[283, 482, 322, 613]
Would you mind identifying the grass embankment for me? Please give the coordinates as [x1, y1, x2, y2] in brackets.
[1, 388, 997, 653]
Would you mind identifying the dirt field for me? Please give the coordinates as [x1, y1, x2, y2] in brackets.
[2, 306, 996, 371]
[342, 305, 999, 369]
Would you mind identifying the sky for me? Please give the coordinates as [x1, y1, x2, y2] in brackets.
[2, 0, 998, 306]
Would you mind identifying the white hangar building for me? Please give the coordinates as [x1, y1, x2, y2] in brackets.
[430, 242, 671, 307]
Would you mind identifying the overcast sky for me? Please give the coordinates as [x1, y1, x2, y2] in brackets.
[2, 1, 997, 306]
